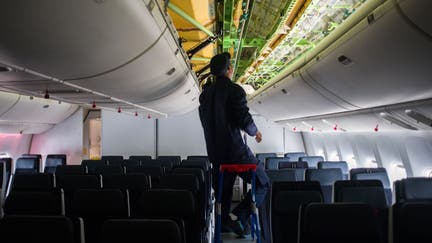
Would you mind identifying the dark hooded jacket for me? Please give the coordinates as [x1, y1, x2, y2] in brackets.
[199, 75, 258, 166]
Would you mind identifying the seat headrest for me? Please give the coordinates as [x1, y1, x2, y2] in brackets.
[318, 161, 349, 175]
[396, 177, 432, 202]
[71, 189, 128, 217]
[45, 157, 66, 167]
[136, 189, 195, 217]
[4, 189, 64, 215]
[334, 180, 387, 209]
[126, 165, 165, 176]
[256, 153, 277, 163]
[56, 175, 100, 190]
[352, 171, 391, 189]
[267, 169, 305, 182]
[103, 174, 150, 191]
[101, 156, 124, 163]
[279, 161, 309, 169]
[306, 169, 343, 186]
[157, 156, 182, 166]
[12, 173, 54, 191]
[16, 158, 38, 169]
[158, 174, 199, 192]
[81, 159, 107, 167]
[265, 157, 290, 170]
[180, 160, 210, 171]
[129, 156, 152, 162]
[0, 215, 75, 243]
[172, 168, 205, 183]
[55, 165, 87, 175]
[93, 165, 124, 175]
[302, 203, 382, 237]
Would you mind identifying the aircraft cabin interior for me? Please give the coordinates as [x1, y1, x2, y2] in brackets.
[0, 0, 431, 242]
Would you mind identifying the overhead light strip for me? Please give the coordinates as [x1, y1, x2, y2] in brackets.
[0, 62, 168, 117]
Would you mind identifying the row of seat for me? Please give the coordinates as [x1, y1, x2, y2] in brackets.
[271, 177, 432, 243]
[1, 157, 211, 243]
[0, 216, 183, 243]
[267, 166, 392, 204]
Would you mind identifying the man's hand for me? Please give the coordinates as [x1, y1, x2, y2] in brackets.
[255, 131, 262, 143]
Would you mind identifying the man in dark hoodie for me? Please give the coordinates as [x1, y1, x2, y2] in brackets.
[199, 52, 270, 239]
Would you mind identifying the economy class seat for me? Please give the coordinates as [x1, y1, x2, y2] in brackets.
[271, 181, 323, 243]
[55, 165, 88, 175]
[350, 168, 392, 206]
[134, 189, 198, 243]
[278, 161, 309, 169]
[266, 168, 305, 182]
[70, 189, 129, 243]
[393, 177, 432, 243]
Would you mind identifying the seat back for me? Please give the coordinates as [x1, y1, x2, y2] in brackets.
[318, 161, 349, 179]
[141, 159, 174, 172]
[256, 153, 277, 164]
[395, 177, 432, 203]
[284, 152, 307, 161]
[157, 156, 182, 167]
[186, 156, 209, 162]
[0, 158, 12, 190]
[101, 155, 124, 164]
[109, 159, 140, 167]
[334, 180, 388, 209]
[93, 165, 124, 175]
[306, 168, 343, 203]
[102, 219, 184, 243]
[135, 189, 198, 243]
[15, 157, 40, 174]
[271, 181, 323, 243]
[278, 161, 309, 169]
[393, 202, 432, 243]
[81, 159, 107, 174]
[299, 156, 324, 168]
[4, 189, 64, 215]
[44, 154, 67, 174]
[55, 165, 88, 175]
[266, 169, 305, 182]
[299, 203, 384, 243]
[71, 189, 129, 243]
[12, 173, 55, 191]
[181, 159, 210, 171]
[350, 168, 392, 206]
[56, 175, 101, 215]
[0, 215, 77, 243]
[102, 174, 150, 212]
[125, 165, 165, 186]
[265, 157, 290, 170]
[129, 155, 152, 162]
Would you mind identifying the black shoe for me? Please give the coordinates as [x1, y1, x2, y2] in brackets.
[242, 221, 251, 235]
[222, 218, 244, 236]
